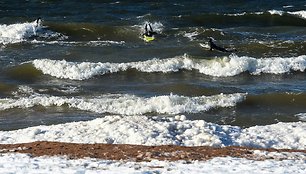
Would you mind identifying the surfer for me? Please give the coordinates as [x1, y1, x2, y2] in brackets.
[35, 17, 42, 28]
[208, 38, 237, 52]
[143, 23, 157, 37]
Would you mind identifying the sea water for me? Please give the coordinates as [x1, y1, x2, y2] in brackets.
[0, 1, 305, 134]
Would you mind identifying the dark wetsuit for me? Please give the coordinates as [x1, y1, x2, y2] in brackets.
[36, 17, 41, 28]
[143, 24, 157, 37]
[209, 38, 237, 53]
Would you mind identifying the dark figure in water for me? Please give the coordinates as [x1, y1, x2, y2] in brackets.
[209, 38, 237, 52]
[35, 17, 42, 28]
[143, 23, 157, 37]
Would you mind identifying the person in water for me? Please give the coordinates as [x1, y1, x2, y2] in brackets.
[208, 38, 237, 52]
[35, 17, 42, 28]
[143, 23, 157, 37]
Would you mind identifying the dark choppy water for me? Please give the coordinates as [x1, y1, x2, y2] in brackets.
[0, 0, 306, 130]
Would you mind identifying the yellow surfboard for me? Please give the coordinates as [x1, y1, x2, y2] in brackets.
[143, 35, 155, 42]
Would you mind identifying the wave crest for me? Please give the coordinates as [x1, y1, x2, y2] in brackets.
[0, 20, 66, 45]
[0, 93, 246, 115]
[0, 21, 37, 44]
[32, 54, 306, 80]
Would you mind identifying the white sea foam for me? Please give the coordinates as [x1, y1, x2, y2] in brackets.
[0, 21, 38, 44]
[224, 10, 306, 20]
[268, 10, 285, 16]
[295, 113, 306, 121]
[199, 43, 210, 49]
[267, 10, 306, 19]
[12, 85, 35, 97]
[288, 10, 306, 19]
[0, 153, 305, 174]
[225, 12, 247, 16]
[30, 40, 125, 46]
[0, 115, 305, 150]
[283, 5, 294, 8]
[0, 20, 67, 45]
[183, 31, 199, 40]
[32, 54, 306, 80]
[0, 93, 246, 115]
[138, 21, 164, 34]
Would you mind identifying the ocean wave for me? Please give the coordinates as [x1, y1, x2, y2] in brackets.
[32, 54, 306, 80]
[0, 21, 37, 44]
[136, 21, 164, 34]
[268, 10, 306, 20]
[246, 93, 306, 106]
[0, 20, 65, 45]
[225, 10, 306, 20]
[267, 10, 285, 16]
[295, 113, 306, 121]
[0, 115, 305, 149]
[0, 92, 246, 115]
[30, 40, 125, 47]
[267, 10, 306, 19]
[288, 10, 306, 19]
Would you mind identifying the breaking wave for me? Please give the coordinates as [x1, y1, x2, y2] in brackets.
[0, 20, 38, 44]
[225, 10, 306, 20]
[0, 92, 246, 115]
[32, 54, 306, 80]
[0, 20, 65, 45]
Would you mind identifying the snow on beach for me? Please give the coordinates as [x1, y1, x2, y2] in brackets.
[32, 54, 306, 80]
[0, 115, 305, 149]
[0, 153, 305, 174]
[0, 87, 305, 173]
[0, 115, 305, 173]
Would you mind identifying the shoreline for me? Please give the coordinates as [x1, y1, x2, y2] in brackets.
[1, 141, 305, 162]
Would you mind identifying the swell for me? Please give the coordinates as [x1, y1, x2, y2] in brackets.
[45, 22, 140, 42]
[179, 11, 306, 27]
[238, 93, 306, 118]
[5, 63, 42, 82]
[245, 93, 306, 107]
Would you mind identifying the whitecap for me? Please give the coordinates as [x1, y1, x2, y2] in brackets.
[295, 113, 306, 121]
[32, 54, 306, 80]
[0, 20, 67, 45]
[0, 93, 246, 115]
[0, 21, 37, 44]
[288, 10, 306, 19]
[268, 10, 284, 16]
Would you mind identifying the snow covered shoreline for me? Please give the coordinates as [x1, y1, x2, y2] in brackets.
[0, 153, 304, 174]
[0, 115, 305, 173]
[0, 141, 305, 174]
[1, 115, 305, 150]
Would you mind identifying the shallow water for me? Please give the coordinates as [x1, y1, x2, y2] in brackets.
[0, 0, 306, 130]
